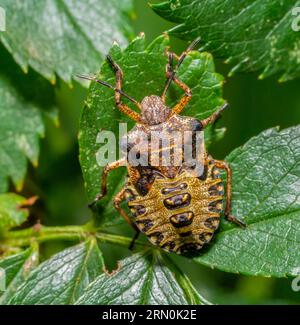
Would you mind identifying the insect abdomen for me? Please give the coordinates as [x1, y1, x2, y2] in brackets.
[127, 163, 224, 256]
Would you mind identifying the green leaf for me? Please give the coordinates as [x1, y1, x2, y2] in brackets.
[0, 194, 30, 233]
[0, 0, 134, 84]
[152, 0, 300, 81]
[7, 239, 104, 305]
[79, 34, 225, 226]
[0, 47, 58, 192]
[76, 250, 210, 305]
[0, 247, 38, 304]
[194, 126, 300, 277]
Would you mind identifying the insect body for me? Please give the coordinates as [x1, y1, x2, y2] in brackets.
[79, 38, 245, 256]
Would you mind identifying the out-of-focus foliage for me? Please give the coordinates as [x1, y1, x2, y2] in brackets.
[0, 0, 134, 84]
[7, 239, 104, 305]
[0, 49, 57, 192]
[0, 193, 30, 233]
[0, 247, 38, 304]
[152, 0, 300, 81]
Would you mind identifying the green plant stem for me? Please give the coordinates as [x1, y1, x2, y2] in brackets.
[0, 224, 149, 250]
[2, 225, 88, 247]
[96, 232, 148, 249]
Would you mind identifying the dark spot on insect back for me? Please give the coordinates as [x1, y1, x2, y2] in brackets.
[130, 204, 146, 217]
[150, 232, 164, 244]
[125, 189, 136, 202]
[198, 232, 213, 244]
[162, 241, 176, 252]
[163, 193, 191, 210]
[204, 217, 220, 230]
[179, 231, 192, 238]
[136, 206, 146, 216]
[136, 219, 153, 233]
[136, 177, 151, 196]
[198, 164, 208, 181]
[212, 167, 221, 179]
[161, 183, 188, 195]
[136, 168, 157, 196]
[208, 200, 223, 213]
[208, 184, 224, 196]
[179, 243, 202, 257]
[191, 119, 203, 132]
[170, 211, 194, 228]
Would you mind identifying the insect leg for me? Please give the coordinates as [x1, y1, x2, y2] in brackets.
[162, 37, 201, 101]
[89, 158, 126, 209]
[163, 51, 193, 114]
[201, 103, 229, 128]
[171, 75, 192, 115]
[176, 37, 201, 69]
[129, 231, 140, 251]
[113, 187, 140, 249]
[162, 51, 193, 114]
[106, 55, 142, 122]
[162, 51, 175, 103]
[213, 160, 246, 227]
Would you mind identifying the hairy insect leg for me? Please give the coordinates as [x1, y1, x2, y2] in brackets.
[213, 160, 246, 227]
[162, 37, 200, 105]
[89, 158, 126, 209]
[106, 55, 141, 122]
[201, 103, 229, 128]
[163, 52, 193, 115]
[162, 51, 175, 103]
[171, 75, 193, 115]
[113, 187, 140, 249]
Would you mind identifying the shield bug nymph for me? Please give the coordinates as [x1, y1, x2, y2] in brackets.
[78, 38, 245, 256]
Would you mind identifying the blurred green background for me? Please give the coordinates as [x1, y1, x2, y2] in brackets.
[20, 0, 300, 304]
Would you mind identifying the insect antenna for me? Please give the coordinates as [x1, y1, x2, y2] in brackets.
[76, 74, 140, 106]
[162, 37, 201, 98]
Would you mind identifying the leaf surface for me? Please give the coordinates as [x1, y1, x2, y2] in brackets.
[0, 248, 38, 304]
[0, 0, 134, 83]
[152, 0, 300, 81]
[76, 251, 209, 305]
[0, 47, 57, 192]
[7, 239, 104, 304]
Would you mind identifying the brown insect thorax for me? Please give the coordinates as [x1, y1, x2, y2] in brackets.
[121, 98, 225, 256]
[140, 95, 170, 125]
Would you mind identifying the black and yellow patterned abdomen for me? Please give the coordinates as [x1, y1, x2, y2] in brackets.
[126, 164, 224, 255]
